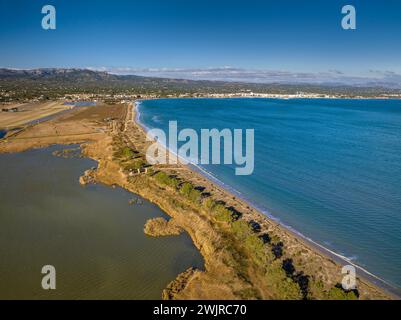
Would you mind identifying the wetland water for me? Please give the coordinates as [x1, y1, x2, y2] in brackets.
[0, 145, 203, 299]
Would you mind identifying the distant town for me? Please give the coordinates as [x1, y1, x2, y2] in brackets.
[1, 68, 401, 105]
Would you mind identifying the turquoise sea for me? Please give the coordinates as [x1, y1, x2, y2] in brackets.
[138, 98, 401, 292]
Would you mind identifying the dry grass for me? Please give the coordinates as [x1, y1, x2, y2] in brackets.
[0, 103, 127, 153]
[0, 101, 70, 129]
[144, 217, 183, 237]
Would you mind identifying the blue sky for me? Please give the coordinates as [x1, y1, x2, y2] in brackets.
[1, 0, 401, 85]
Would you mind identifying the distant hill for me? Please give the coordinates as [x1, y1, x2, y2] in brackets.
[0, 68, 117, 81]
[0, 68, 244, 90]
[0, 68, 400, 101]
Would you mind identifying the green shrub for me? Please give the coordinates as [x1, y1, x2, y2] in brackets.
[168, 178, 180, 189]
[124, 147, 135, 158]
[245, 235, 266, 258]
[231, 220, 252, 238]
[203, 198, 217, 211]
[114, 146, 134, 159]
[154, 171, 168, 182]
[189, 189, 202, 203]
[213, 204, 235, 223]
[180, 182, 194, 197]
[230, 220, 269, 263]
[326, 287, 358, 300]
[146, 167, 155, 176]
[179, 182, 202, 204]
[265, 260, 303, 300]
[154, 172, 179, 189]
[124, 159, 146, 171]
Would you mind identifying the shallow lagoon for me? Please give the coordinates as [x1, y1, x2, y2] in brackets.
[0, 145, 203, 299]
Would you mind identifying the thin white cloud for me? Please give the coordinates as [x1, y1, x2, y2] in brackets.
[87, 66, 401, 88]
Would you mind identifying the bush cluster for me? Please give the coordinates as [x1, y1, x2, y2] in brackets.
[154, 171, 179, 189]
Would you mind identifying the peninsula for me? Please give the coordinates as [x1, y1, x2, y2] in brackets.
[0, 100, 393, 300]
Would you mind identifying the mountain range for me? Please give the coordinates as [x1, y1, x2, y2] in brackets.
[0, 68, 400, 99]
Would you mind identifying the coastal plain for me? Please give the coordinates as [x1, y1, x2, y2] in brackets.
[0, 101, 393, 300]
[0, 101, 70, 130]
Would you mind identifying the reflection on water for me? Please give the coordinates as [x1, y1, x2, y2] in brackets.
[0, 145, 203, 299]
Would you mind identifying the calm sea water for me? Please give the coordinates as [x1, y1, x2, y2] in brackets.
[138, 98, 401, 291]
[0, 145, 203, 299]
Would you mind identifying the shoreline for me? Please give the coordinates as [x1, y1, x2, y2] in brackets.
[134, 98, 401, 298]
[0, 100, 396, 299]
[176, 96, 401, 101]
[0, 144, 203, 299]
